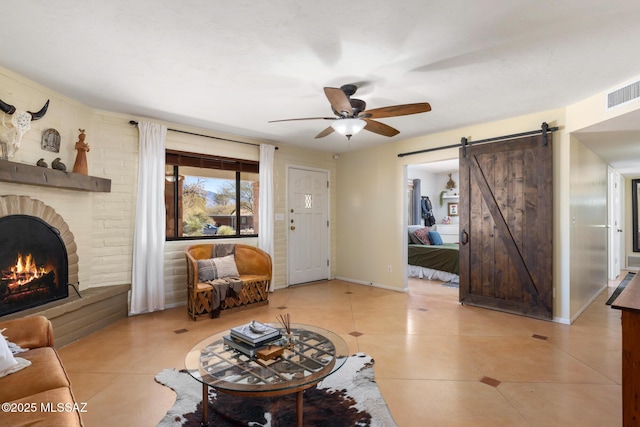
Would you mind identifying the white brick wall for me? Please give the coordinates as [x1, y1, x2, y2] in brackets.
[90, 113, 138, 287]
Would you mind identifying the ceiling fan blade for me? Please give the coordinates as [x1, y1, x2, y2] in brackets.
[324, 87, 353, 117]
[315, 126, 335, 139]
[268, 117, 335, 123]
[364, 119, 400, 137]
[364, 102, 431, 119]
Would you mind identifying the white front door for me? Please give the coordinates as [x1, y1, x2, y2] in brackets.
[609, 167, 622, 280]
[287, 167, 329, 285]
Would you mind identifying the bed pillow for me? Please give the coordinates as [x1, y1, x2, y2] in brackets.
[409, 232, 425, 245]
[408, 225, 423, 244]
[197, 254, 240, 281]
[412, 227, 432, 245]
[428, 230, 444, 245]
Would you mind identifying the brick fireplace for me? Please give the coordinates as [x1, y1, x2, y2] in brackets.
[0, 195, 79, 316]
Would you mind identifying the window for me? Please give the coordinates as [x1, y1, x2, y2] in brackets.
[165, 150, 260, 240]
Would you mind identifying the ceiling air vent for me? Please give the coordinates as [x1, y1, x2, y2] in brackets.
[607, 80, 640, 110]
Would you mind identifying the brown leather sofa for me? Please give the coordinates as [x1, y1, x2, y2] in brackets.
[0, 316, 83, 427]
[185, 243, 272, 319]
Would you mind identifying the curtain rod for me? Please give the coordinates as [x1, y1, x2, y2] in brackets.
[129, 120, 278, 149]
[397, 122, 558, 158]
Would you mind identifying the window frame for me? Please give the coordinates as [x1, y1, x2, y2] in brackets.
[165, 149, 259, 241]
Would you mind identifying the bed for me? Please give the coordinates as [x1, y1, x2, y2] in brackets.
[407, 226, 460, 283]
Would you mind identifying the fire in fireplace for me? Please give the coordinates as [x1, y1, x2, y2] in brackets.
[0, 215, 69, 316]
[4, 253, 55, 287]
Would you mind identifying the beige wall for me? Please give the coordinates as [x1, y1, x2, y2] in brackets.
[336, 141, 408, 289]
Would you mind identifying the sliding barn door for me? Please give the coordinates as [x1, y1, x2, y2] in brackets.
[459, 134, 553, 320]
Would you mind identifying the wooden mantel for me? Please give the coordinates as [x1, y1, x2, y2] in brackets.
[0, 159, 111, 192]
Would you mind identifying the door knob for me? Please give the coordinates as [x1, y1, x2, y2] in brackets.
[460, 229, 469, 245]
[290, 226, 296, 230]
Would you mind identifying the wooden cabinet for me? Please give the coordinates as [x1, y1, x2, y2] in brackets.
[612, 274, 640, 427]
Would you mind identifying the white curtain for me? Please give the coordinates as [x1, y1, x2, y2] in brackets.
[258, 144, 275, 291]
[130, 121, 167, 315]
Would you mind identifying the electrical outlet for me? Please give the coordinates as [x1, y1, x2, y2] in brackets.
[387, 265, 392, 273]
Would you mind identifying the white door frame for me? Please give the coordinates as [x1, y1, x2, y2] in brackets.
[608, 166, 622, 280]
[286, 164, 331, 286]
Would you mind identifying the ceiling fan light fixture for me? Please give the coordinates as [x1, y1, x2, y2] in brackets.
[331, 118, 366, 140]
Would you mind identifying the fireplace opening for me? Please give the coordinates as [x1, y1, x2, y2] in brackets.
[0, 215, 69, 316]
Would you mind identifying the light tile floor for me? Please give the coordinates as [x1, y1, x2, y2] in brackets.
[58, 276, 624, 427]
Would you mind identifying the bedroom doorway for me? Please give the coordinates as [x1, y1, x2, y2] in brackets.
[406, 159, 460, 285]
[287, 166, 330, 285]
[459, 133, 553, 320]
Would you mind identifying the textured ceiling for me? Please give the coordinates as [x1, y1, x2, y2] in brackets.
[1, 1, 640, 161]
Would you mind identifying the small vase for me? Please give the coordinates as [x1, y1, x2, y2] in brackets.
[283, 332, 295, 350]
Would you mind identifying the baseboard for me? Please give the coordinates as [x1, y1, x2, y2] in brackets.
[163, 301, 187, 309]
[552, 316, 571, 325]
[569, 285, 608, 324]
[333, 276, 405, 293]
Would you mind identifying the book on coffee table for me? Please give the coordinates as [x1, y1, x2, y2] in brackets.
[230, 321, 281, 347]
[223, 335, 268, 358]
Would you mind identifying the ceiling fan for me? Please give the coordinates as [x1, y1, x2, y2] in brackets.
[268, 84, 432, 140]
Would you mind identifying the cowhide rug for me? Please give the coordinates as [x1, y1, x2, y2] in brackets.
[155, 352, 397, 427]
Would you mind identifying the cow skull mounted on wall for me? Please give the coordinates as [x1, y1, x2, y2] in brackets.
[0, 98, 49, 158]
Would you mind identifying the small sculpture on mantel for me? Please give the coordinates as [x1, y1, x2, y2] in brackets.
[52, 157, 66, 171]
[36, 158, 48, 168]
[72, 129, 90, 175]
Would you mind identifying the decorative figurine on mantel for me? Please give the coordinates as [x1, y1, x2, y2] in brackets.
[72, 129, 90, 175]
[52, 157, 66, 171]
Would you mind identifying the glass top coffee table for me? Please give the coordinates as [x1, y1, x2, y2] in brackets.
[185, 323, 349, 427]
